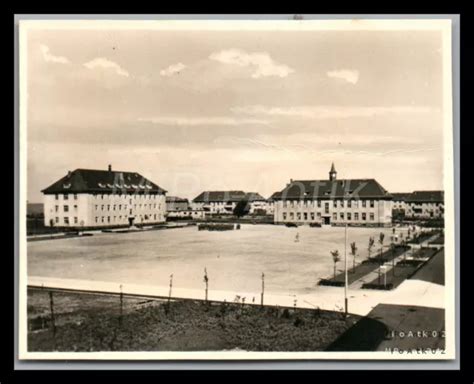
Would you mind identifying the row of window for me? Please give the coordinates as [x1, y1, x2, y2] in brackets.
[55, 194, 78, 200]
[93, 194, 160, 200]
[282, 212, 376, 221]
[282, 200, 376, 209]
[94, 204, 161, 211]
[54, 217, 78, 225]
[55, 205, 77, 212]
[94, 214, 160, 224]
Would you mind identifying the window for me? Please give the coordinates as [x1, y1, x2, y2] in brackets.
[354, 212, 359, 220]
[74, 217, 78, 224]
[347, 200, 352, 208]
[64, 194, 69, 200]
[362, 212, 367, 221]
[130, 209, 132, 214]
[55, 194, 59, 200]
[317, 200, 321, 208]
[333, 200, 337, 208]
[95, 205, 98, 210]
[119, 204, 121, 210]
[347, 212, 352, 220]
[107, 216, 111, 223]
[101, 217, 105, 223]
[107, 205, 110, 211]
[95, 217, 98, 223]
[362, 200, 366, 208]
[317, 212, 321, 218]
[113, 205, 116, 211]
[55, 205, 58, 212]
[289, 212, 294, 219]
[64, 217, 69, 225]
[55, 217, 59, 224]
[74, 194, 78, 200]
[340, 212, 344, 220]
[353, 200, 359, 208]
[297, 213, 301, 220]
[101, 205, 104, 211]
[64, 205, 69, 212]
[340, 200, 344, 208]
[283, 213, 287, 220]
[333, 212, 337, 220]
[325, 202, 329, 214]
[310, 212, 315, 220]
[73, 205, 77, 210]
[370, 213, 375, 221]
[303, 212, 308, 220]
[370, 200, 375, 208]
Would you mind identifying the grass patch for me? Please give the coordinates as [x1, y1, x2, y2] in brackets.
[27, 289, 359, 352]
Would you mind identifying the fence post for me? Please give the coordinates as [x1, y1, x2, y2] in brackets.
[167, 274, 173, 313]
[48, 290, 56, 350]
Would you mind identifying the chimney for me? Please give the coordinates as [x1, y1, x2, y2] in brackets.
[108, 164, 112, 172]
[67, 170, 72, 177]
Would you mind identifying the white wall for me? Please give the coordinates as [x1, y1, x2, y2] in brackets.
[44, 192, 166, 228]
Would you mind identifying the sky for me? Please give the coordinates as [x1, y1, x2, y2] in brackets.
[25, 24, 447, 202]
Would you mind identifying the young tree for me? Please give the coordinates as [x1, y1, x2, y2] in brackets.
[203, 268, 209, 303]
[378, 232, 385, 259]
[331, 250, 341, 278]
[368, 237, 375, 260]
[350, 242, 357, 272]
[233, 199, 250, 218]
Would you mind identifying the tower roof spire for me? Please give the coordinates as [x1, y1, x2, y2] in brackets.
[330, 162, 336, 173]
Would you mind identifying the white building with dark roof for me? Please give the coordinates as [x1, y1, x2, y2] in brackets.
[400, 191, 444, 219]
[41, 165, 167, 228]
[272, 163, 393, 226]
[191, 191, 272, 215]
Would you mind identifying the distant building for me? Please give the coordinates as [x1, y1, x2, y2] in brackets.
[393, 190, 444, 219]
[166, 196, 189, 212]
[42, 165, 167, 228]
[272, 163, 393, 226]
[191, 190, 272, 215]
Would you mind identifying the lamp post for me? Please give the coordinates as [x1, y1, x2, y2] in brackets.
[344, 223, 348, 317]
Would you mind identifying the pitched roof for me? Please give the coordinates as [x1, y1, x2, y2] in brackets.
[42, 168, 167, 195]
[406, 190, 444, 203]
[391, 193, 412, 201]
[192, 191, 244, 203]
[272, 179, 392, 200]
[166, 196, 189, 203]
[244, 192, 266, 202]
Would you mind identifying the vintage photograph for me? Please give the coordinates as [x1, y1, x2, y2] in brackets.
[18, 18, 455, 360]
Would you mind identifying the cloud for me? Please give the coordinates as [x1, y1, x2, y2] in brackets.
[83, 57, 130, 77]
[209, 49, 294, 79]
[327, 69, 359, 84]
[137, 116, 269, 126]
[40, 45, 70, 64]
[160, 62, 186, 77]
[231, 105, 436, 119]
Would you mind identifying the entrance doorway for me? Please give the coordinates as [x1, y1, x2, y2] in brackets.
[323, 216, 331, 225]
[128, 217, 135, 226]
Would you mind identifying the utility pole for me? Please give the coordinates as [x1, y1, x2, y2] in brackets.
[261, 272, 265, 307]
[344, 223, 348, 317]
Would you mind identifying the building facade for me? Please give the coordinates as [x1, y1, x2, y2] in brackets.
[42, 166, 167, 228]
[166, 196, 190, 212]
[392, 190, 444, 219]
[191, 191, 271, 215]
[273, 164, 393, 226]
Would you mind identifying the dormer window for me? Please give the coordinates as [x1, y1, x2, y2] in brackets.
[63, 183, 71, 189]
[98, 183, 106, 188]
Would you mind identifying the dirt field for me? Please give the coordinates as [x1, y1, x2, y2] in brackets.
[27, 288, 360, 352]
